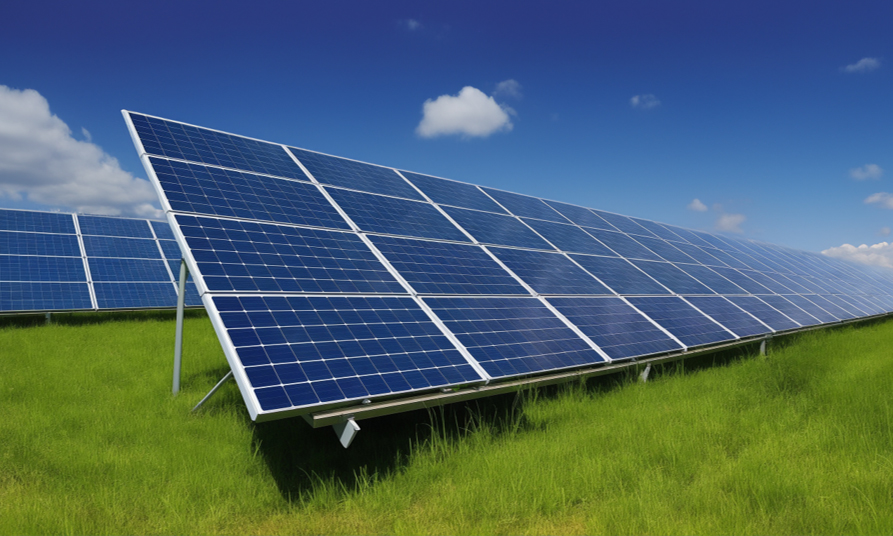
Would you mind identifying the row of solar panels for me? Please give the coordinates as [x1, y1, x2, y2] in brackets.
[125, 111, 893, 421]
[0, 208, 201, 313]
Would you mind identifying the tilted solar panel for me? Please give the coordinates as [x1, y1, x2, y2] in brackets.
[0, 208, 202, 313]
[124, 111, 893, 423]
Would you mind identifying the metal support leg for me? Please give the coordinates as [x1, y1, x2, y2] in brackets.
[639, 363, 652, 383]
[192, 371, 234, 412]
[45, 312, 52, 325]
[759, 338, 768, 356]
[333, 418, 360, 448]
[173, 259, 188, 395]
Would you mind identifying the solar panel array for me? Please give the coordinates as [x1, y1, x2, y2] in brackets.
[0, 209, 202, 313]
[125, 111, 893, 422]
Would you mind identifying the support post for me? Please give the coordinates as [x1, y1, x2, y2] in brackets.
[639, 363, 652, 383]
[45, 312, 52, 325]
[173, 259, 188, 395]
[759, 338, 768, 356]
[333, 418, 360, 448]
[192, 371, 234, 412]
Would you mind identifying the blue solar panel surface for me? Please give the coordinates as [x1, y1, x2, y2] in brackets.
[124, 111, 893, 422]
[0, 208, 202, 313]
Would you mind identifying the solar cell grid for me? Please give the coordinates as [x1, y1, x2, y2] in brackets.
[83, 236, 163, 259]
[424, 296, 605, 378]
[0, 231, 81, 257]
[0, 210, 75, 234]
[757, 295, 821, 326]
[78, 215, 154, 238]
[684, 296, 771, 338]
[481, 188, 569, 223]
[176, 215, 405, 294]
[674, 264, 747, 294]
[212, 295, 484, 413]
[369, 235, 527, 295]
[520, 218, 617, 256]
[631, 260, 715, 295]
[543, 200, 619, 231]
[590, 210, 659, 238]
[442, 206, 553, 249]
[129, 113, 305, 180]
[0, 282, 93, 312]
[548, 297, 682, 359]
[328, 188, 470, 243]
[149, 157, 349, 230]
[725, 296, 800, 331]
[489, 247, 612, 295]
[569, 254, 670, 295]
[625, 296, 734, 347]
[400, 171, 507, 213]
[585, 229, 663, 261]
[0, 256, 87, 282]
[290, 147, 424, 201]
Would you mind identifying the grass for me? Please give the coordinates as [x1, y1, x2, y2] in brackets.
[1, 311, 892, 534]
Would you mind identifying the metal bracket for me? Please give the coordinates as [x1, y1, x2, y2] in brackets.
[639, 363, 652, 383]
[191, 371, 234, 412]
[333, 418, 361, 448]
[173, 259, 188, 395]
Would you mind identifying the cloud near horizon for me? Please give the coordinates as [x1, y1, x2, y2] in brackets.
[715, 213, 746, 233]
[865, 192, 893, 209]
[822, 241, 893, 268]
[842, 57, 881, 73]
[416, 86, 515, 138]
[0, 85, 161, 218]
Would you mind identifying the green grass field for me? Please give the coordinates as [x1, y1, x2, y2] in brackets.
[1, 311, 892, 535]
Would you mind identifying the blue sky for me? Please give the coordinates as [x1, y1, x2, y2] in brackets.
[0, 0, 891, 263]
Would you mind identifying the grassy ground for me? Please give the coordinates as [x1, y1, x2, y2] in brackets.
[1, 311, 892, 534]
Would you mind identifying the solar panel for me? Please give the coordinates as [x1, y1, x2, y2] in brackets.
[0, 208, 201, 313]
[123, 110, 893, 425]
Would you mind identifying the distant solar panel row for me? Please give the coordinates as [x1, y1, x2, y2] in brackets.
[125, 111, 893, 422]
[0, 209, 201, 312]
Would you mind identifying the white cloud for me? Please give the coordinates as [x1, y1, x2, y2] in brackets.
[416, 86, 515, 138]
[493, 79, 522, 99]
[842, 57, 881, 73]
[865, 192, 893, 209]
[715, 213, 746, 233]
[880, 227, 891, 236]
[401, 19, 422, 31]
[0, 85, 161, 218]
[822, 242, 893, 268]
[687, 198, 708, 212]
[630, 94, 660, 110]
[850, 163, 883, 180]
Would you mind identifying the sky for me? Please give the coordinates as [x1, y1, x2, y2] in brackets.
[0, 0, 891, 265]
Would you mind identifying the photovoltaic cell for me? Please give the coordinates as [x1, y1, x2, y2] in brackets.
[0, 282, 93, 312]
[631, 260, 715, 295]
[783, 294, 839, 323]
[290, 147, 424, 201]
[424, 296, 605, 379]
[543, 200, 618, 231]
[369, 235, 526, 295]
[674, 264, 746, 294]
[548, 297, 682, 359]
[83, 236, 163, 259]
[569, 255, 670, 295]
[328, 188, 469, 242]
[684, 296, 771, 337]
[632, 236, 699, 264]
[213, 295, 483, 412]
[585, 229, 663, 261]
[757, 295, 821, 326]
[150, 220, 176, 240]
[89, 258, 173, 282]
[94, 282, 180, 309]
[489, 247, 612, 295]
[590, 210, 658, 238]
[626, 296, 734, 347]
[78, 215, 154, 238]
[0, 210, 75, 234]
[481, 188, 569, 223]
[725, 296, 800, 331]
[520, 218, 617, 256]
[399, 171, 507, 214]
[176, 215, 405, 294]
[442, 206, 553, 250]
[0, 256, 87, 282]
[0, 231, 81, 257]
[129, 112, 306, 180]
[149, 157, 350, 230]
